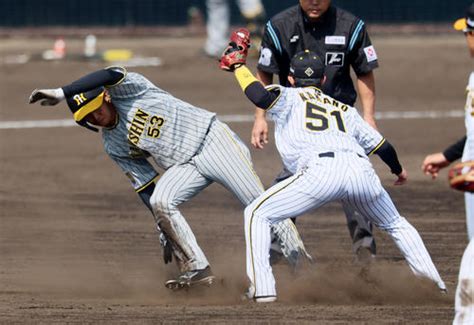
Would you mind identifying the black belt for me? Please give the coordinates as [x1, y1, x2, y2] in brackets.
[318, 152, 334, 158]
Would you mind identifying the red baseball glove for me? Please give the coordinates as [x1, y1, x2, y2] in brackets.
[219, 28, 251, 71]
[448, 161, 474, 192]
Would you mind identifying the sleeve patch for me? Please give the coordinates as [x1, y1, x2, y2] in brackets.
[364, 45, 378, 63]
[258, 47, 273, 67]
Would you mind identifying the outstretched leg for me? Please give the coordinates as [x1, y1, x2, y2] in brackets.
[345, 167, 445, 290]
[194, 120, 311, 266]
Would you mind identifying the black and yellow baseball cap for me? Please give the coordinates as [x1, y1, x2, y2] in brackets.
[289, 50, 324, 87]
[66, 87, 105, 132]
[454, 4, 474, 32]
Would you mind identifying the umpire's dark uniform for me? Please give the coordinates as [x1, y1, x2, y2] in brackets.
[257, 4, 379, 256]
[257, 4, 378, 106]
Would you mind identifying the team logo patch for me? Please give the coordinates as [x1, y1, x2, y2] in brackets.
[304, 67, 314, 77]
[364, 45, 378, 62]
[258, 48, 272, 66]
[325, 52, 344, 66]
[325, 36, 346, 45]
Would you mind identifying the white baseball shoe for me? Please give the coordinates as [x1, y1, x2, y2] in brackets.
[165, 266, 215, 290]
[242, 286, 277, 303]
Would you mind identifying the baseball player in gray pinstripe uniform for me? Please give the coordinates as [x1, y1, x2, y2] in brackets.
[220, 37, 446, 302]
[28, 66, 311, 290]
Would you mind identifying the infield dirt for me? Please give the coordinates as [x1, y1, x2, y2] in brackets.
[0, 34, 470, 323]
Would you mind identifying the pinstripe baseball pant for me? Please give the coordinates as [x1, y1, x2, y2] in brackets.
[150, 118, 305, 272]
[245, 152, 446, 298]
[454, 239, 474, 325]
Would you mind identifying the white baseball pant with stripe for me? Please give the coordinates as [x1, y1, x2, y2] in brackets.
[245, 152, 446, 298]
[151, 119, 306, 272]
[454, 239, 474, 325]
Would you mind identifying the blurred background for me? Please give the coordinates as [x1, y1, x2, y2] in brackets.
[0, 0, 471, 29]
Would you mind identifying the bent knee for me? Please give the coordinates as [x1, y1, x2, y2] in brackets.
[150, 194, 177, 215]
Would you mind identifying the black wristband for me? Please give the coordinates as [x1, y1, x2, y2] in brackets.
[442, 136, 466, 162]
[373, 140, 403, 175]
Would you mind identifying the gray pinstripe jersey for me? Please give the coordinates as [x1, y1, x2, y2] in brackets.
[102, 72, 215, 191]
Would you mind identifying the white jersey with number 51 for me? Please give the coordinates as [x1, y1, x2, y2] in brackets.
[265, 85, 385, 174]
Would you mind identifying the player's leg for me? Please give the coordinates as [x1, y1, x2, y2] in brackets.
[345, 163, 445, 290]
[466, 192, 474, 241]
[342, 203, 376, 259]
[454, 239, 474, 325]
[150, 164, 212, 274]
[194, 119, 311, 265]
[245, 160, 346, 299]
[204, 0, 230, 57]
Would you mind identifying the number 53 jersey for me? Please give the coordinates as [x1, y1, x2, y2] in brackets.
[101, 72, 216, 191]
[266, 85, 385, 174]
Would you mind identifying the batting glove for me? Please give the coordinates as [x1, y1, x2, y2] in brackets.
[29, 88, 65, 106]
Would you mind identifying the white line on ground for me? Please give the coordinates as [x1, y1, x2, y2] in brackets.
[0, 110, 465, 130]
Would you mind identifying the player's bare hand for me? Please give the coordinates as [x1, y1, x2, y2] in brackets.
[251, 116, 269, 149]
[421, 152, 450, 179]
[394, 168, 408, 185]
[29, 88, 65, 106]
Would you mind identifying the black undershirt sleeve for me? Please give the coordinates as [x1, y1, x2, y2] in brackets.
[244, 81, 279, 110]
[62, 68, 124, 97]
[442, 136, 466, 162]
[373, 140, 403, 175]
[137, 181, 155, 213]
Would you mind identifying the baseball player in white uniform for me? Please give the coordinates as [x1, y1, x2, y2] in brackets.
[28, 66, 311, 290]
[220, 37, 446, 302]
[422, 5, 474, 323]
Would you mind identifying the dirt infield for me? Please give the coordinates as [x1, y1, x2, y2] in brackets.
[0, 35, 470, 323]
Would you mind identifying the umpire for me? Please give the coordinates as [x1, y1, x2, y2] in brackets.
[252, 0, 379, 259]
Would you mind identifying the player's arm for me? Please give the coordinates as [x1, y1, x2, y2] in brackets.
[61, 66, 126, 97]
[356, 71, 377, 129]
[251, 21, 282, 148]
[252, 69, 273, 148]
[29, 67, 126, 105]
[219, 28, 281, 109]
[371, 140, 407, 185]
[422, 136, 466, 179]
[234, 66, 280, 110]
[350, 20, 379, 129]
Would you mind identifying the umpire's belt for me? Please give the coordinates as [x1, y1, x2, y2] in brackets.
[318, 152, 335, 158]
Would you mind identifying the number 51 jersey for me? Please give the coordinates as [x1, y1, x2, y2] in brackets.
[266, 85, 385, 174]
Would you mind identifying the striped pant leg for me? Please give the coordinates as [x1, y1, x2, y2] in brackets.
[454, 239, 474, 325]
[345, 168, 445, 289]
[466, 192, 474, 241]
[245, 165, 344, 298]
[150, 163, 212, 272]
[195, 120, 309, 264]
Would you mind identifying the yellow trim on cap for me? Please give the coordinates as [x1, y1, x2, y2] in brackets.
[73, 92, 105, 122]
[454, 18, 467, 31]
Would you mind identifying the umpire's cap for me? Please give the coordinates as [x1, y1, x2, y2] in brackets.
[454, 3, 474, 32]
[66, 87, 105, 132]
[289, 50, 325, 87]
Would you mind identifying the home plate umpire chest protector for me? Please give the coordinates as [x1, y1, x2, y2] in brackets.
[257, 5, 378, 106]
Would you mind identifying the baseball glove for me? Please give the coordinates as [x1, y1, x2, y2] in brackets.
[219, 28, 251, 72]
[448, 161, 474, 192]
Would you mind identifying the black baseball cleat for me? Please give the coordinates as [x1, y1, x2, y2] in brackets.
[165, 266, 215, 291]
